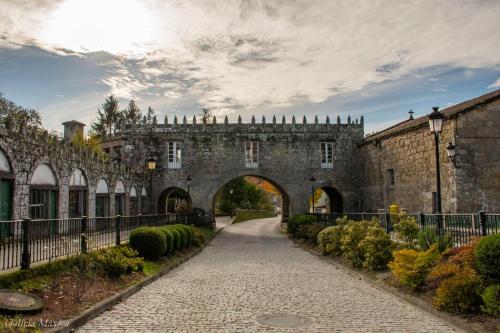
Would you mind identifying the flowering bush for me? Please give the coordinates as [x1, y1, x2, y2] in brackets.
[359, 225, 393, 271]
[432, 268, 482, 313]
[393, 215, 419, 247]
[318, 225, 345, 256]
[389, 244, 440, 290]
[340, 220, 377, 267]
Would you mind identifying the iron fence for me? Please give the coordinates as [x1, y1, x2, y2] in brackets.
[312, 211, 498, 248]
[0, 213, 212, 272]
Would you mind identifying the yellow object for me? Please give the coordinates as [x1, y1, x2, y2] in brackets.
[389, 204, 399, 215]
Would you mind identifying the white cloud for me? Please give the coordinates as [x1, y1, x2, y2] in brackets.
[1, 0, 500, 113]
[488, 78, 500, 89]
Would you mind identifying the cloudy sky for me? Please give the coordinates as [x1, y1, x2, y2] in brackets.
[1, 0, 499, 133]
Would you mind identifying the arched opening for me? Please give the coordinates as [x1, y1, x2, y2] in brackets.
[114, 180, 125, 216]
[157, 187, 191, 214]
[95, 178, 110, 217]
[140, 187, 148, 214]
[213, 175, 290, 223]
[69, 168, 88, 218]
[129, 186, 138, 215]
[30, 164, 59, 221]
[0, 149, 14, 236]
[309, 186, 343, 213]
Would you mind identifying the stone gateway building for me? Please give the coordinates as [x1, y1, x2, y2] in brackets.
[0, 89, 498, 223]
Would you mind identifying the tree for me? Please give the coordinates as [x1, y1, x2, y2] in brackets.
[142, 106, 156, 125]
[90, 95, 121, 137]
[215, 177, 272, 214]
[123, 99, 142, 125]
[199, 106, 213, 124]
[0, 93, 42, 131]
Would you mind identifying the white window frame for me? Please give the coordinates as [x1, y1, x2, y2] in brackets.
[245, 141, 259, 168]
[320, 142, 334, 168]
[167, 142, 182, 169]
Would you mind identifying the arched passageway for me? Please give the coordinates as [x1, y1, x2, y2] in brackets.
[157, 187, 191, 214]
[212, 175, 290, 223]
[310, 186, 343, 214]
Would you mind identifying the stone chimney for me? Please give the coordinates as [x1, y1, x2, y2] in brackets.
[62, 120, 85, 142]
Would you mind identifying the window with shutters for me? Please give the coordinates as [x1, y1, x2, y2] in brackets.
[320, 142, 334, 168]
[167, 142, 182, 169]
[245, 142, 258, 168]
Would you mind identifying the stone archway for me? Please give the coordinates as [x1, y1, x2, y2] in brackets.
[212, 174, 290, 223]
[157, 187, 191, 214]
[320, 186, 344, 213]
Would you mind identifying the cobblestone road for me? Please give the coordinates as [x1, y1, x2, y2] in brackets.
[78, 217, 461, 333]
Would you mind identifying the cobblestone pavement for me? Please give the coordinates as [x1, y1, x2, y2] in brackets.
[78, 217, 461, 333]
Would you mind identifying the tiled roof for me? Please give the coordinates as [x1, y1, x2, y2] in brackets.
[359, 89, 500, 145]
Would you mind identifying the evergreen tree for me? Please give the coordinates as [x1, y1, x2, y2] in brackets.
[143, 106, 156, 125]
[123, 99, 142, 125]
[90, 95, 120, 137]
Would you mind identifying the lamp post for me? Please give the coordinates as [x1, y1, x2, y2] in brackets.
[185, 175, 192, 213]
[229, 188, 234, 218]
[145, 157, 156, 214]
[309, 176, 316, 214]
[428, 106, 444, 215]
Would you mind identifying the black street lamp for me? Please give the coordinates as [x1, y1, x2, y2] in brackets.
[428, 106, 444, 214]
[145, 157, 156, 214]
[309, 176, 316, 214]
[185, 175, 192, 213]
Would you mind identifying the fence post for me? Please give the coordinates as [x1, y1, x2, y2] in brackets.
[479, 211, 487, 236]
[139, 214, 143, 227]
[384, 212, 390, 234]
[362, 212, 366, 221]
[80, 216, 87, 253]
[419, 212, 425, 227]
[115, 215, 121, 245]
[21, 218, 31, 270]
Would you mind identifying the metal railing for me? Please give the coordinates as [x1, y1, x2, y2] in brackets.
[312, 211, 498, 248]
[0, 213, 212, 272]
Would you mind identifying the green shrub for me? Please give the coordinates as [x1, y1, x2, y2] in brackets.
[340, 220, 375, 267]
[296, 224, 325, 243]
[394, 215, 419, 247]
[175, 224, 194, 246]
[433, 268, 482, 313]
[417, 228, 453, 252]
[474, 234, 500, 282]
[91, 249, 144, 278]
[157, 227, 174, 254]
[318, 225, 345, 256]
[481, 285, 500, 315]
[129, 227, 167, 259]
[287, 214, 317, 236]
[359, 225, 394, 271]
[172, 226, 188, 248]
[167, 228, 181, 250]
[389, 244, 440, 289]
[193, 228, 205, 247]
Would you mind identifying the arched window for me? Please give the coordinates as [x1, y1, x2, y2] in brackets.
[129, 186, 138, 215]
[0, 149, 14, 237]
[69, 168, 88, 218]
[140, 187, 148, 214]
[95, 178, 110, 217]
[114, 180, 125, 216]
[30, 164, 58, 220]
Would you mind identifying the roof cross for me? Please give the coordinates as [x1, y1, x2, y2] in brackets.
[408, 109, 414, 120]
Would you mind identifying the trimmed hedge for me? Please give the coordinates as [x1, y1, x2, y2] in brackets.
[175, 224, 194, 246]
[172, 226, 188, 248]
[129, 227, 167, 259]
[287, 214, 317, 236]
[166, 227, 181, 250]
[158, 227, 175, 254]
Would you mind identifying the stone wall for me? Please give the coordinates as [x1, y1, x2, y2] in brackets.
[120, 119, 365, 220]
[0, 126, 146, 220]
[454, 98, 500, 212]
[358, 94, 500, 213]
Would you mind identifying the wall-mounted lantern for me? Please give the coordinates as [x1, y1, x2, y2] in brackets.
[446, 142, 458, 168]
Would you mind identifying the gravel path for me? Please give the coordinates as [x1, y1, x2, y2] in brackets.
[78, 217, 461, 332]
